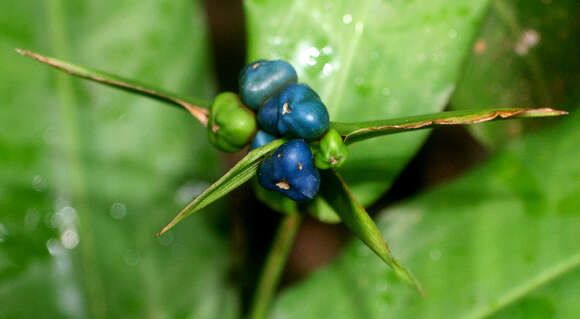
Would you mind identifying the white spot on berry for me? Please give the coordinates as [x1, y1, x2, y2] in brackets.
[282, 102, 291, 115]
[276, 180, 290, 190]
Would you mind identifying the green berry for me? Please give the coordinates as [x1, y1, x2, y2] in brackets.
[208, 92, 257, 153]
[314, 129, 348, 169]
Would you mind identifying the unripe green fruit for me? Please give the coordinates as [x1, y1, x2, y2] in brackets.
[315, 129, 349, 169]
[208, 92, 257, 153]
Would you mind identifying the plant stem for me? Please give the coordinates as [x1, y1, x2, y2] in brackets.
[248, 213, 301, 319]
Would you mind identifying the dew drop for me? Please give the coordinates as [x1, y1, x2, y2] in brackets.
[124, 249, 141, 266]
[0, 223, 6, 243]
[355, 22, 364, 34]
[32, 175, 46, 192]
[47, 238, 64, 256]
[321, 46, 333, 55]
[448, 28, 458, 39]
[515, 29, 540, 56]
[61, 229, 79, 250]
[24, 209, 41, 230]
[157, 232, 174, 246]
[430, 248, 442, 261]
[175, 180, 210, 205]
[322, 63, 334, 76]
[110, 202, 127, 220]
[342, 14, 353, 24]
[298, 46, 320, 66]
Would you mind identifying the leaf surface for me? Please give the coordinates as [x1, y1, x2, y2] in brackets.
[271, 111, 580, 319]
[245, 0, 492, 205]
[0, 1, 237, 318]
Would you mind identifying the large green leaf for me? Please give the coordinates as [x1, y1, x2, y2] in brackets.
[245, 0, 491, 205]
[271, 112, 579, 318]
[451, 0, 580, 148]
[0, 0, 237, 318]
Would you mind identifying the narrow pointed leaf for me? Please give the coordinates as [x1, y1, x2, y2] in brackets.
[158, 139, 285, 236]
[15, 49, 211, 126]
[319, 169, 423, 293]
[331, 107, 567, 145]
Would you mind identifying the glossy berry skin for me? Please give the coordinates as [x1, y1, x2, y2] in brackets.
[277, 84, 329, 140]
[239, 60, 298, 110]
[257, 84, 330, 140]
[257, 95, 280, 135]
[208, 92, 257, 153]
[249, 130, 277, 151]
[258, 139, 320, 201]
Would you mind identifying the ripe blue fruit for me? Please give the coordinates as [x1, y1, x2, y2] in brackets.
[258, 139, 320, 201]
[257, 84, 330, 140]
[239, 60, 298, 110]
[277, 84, 329, 140]
[249, 130, 277, 151]
[257, 95, 280, 135]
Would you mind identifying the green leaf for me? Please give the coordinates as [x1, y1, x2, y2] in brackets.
[245, 0, 491, 205]
[451, 0, 580, 148]
[271, 110, 580, 318]
[16, 49, 211, 126]
[0, 1, 237, 318]
[331, 107, 566, 144]
[319, 170, 422, 293]
[158, 139, 285, 236]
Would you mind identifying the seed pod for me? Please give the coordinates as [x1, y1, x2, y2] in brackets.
[315, 129, 349, 169]
[239, 60, 298, 110]
[249, 130, 277, 151]
[258, 139, 320, 201]
[208, 92, 257, 153]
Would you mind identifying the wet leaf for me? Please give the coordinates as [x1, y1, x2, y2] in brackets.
[271, 109, 580, 319]
[331, 107, 566, 144]
[245, 0, 491, 205]
[0, 1, 237, 318]
[158, 139, 285, 236]
[319, 170, 422, 292]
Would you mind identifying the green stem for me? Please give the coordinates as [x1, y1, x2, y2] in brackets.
[248, 213, 302, 319]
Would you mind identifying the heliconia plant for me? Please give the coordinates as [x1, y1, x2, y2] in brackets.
[15, 49, 568, 319]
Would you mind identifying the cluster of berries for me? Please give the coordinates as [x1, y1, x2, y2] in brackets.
[208, 60, 348, 201]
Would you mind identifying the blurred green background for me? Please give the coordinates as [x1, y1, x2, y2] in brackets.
[1, 0, 579, 318]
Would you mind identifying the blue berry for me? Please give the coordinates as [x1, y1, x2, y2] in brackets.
[239, 60, 298, 110]
[277, 84, 329, 140]
[258, 139, 320, 201]
[250, 130, 277, 151]
[257, 95, 280, 135]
